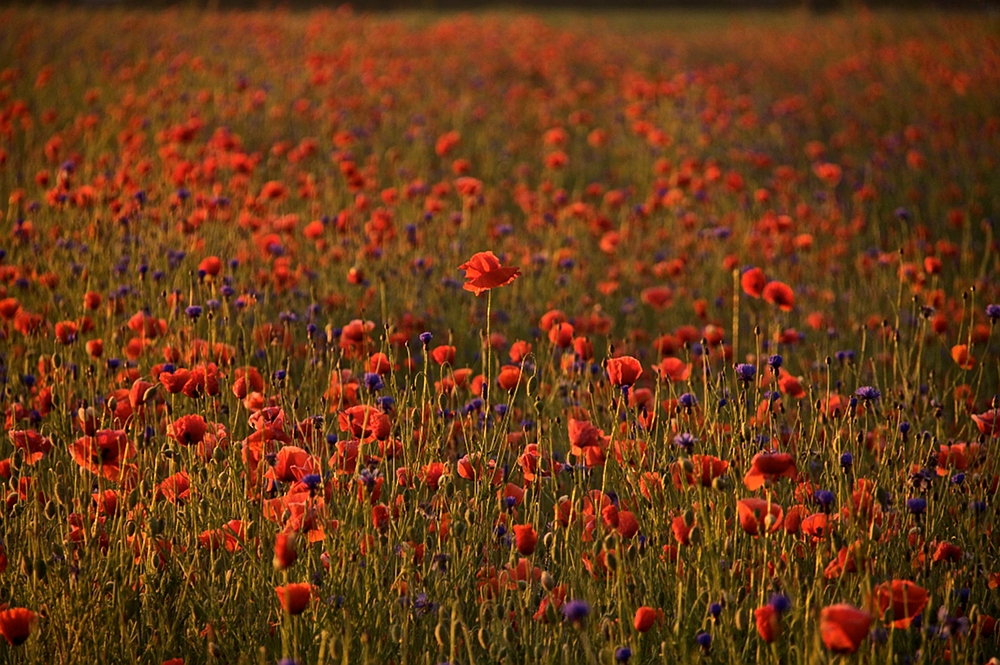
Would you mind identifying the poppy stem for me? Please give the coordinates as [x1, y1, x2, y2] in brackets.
[732, 268, 740, 364]
[483, 289, 492, 425]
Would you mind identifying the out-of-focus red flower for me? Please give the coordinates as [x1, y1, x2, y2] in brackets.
[819, 604, 871, 654]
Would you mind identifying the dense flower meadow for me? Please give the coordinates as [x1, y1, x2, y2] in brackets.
[1, 6, 999, 664]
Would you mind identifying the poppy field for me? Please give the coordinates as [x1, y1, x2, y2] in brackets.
[1, 6, 1000, 664]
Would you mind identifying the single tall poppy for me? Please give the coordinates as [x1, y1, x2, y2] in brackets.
[458, 251, 520, 296]
[607, 356, 643, 388]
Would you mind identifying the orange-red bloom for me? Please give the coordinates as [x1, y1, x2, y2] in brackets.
[819, 604, 871, 654]
[166, 414, 207, 445]
[872, 581, 928, 628]
[972, 409, 999, 436]
[458, 251, 520, 296]
[743, 452, 797, 490]
[513, 524, 538, 555]
[339, 405, 391, 441]
[754, 604, 781, 643]
[736, 498, 783, 535]
[741, 267, 767, 298]
[762, 281, 794, 311]
[634, 606, 659, 633]
[275, 583, 311, 615]
[273, 532, 298, 570]
[607, 355, 643, 387]
[0, 608, 36, 646]
[951, 344, 976, 370]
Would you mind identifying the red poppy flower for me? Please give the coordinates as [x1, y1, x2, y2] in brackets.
[762, 281, 795, 311]
[0, 298, 22, 320]
[548, 322, 574, 348]
[671, 514, 693, 545]
[736, 498, 784, 535]
[801, 512, 829, 539]
[431, 345, 456, 365]
[497, 365, 522, 391]
[156, 472, 191, 504]
[0, 608, 36, 646]
[777, 371, 806, 399]
[8, 430, 52, 463]
[457, 453, 501, 484]
[617, 510, 639, 539]
[419, 462, 448, 491]
[607, 355, 643, 388]
[743, 452, 798, 490]
[458, 251, 520, 296]
[931, 541, 962, 564]
[509, 340, 532, 362]
[367, 352, 392, 375]
[266, 446, 319, 483]
[159, 368, 192, 394]
[972, 409, 999, 436]
[872, 581, 928, 628]
[754, 604, 781, 643]
[166, 414, 207, 445]
[54, 320, 78, 344]
[951, 344, 976, 370]
[513, 524, 538, 555]
[339, 405, 391, 441]
[275, 583, 312, 615]
[273, 532, 298, 570]
[672, 455, 729, 489]
[198, 256, 222, 276]
[69, 429, 136, 484]
[634, 606, 659, 633]
[640, 286, 673, 309]
[656, 357, 692, 382]
[819, 604, 871, 653]
[232, 367, 265, 399]
[741, 267, 767, 298]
